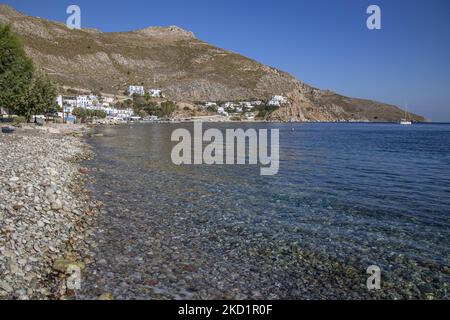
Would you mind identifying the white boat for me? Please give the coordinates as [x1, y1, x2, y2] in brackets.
[400, 104, 412, 125]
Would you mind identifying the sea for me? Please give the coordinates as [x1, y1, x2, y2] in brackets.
[80, 123, 450, 299]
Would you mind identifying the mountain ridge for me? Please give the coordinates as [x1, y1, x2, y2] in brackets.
[0, 4, 426, 122]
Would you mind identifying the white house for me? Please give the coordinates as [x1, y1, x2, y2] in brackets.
[101, 97, 115, 107]
[149, 89, 162, 98]
[56, 95, 63, 108]
[62, 96, 77, 108]
[113, 108, 134, 119]
[128, 86, 145, 96]
[224, 102, 237, 109]
[217, 107, 229, 116]
[267, 95, 288, 107]
[77, 95, 93, 108]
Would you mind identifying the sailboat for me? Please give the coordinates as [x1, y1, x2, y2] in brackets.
[400, 104, 412, 125]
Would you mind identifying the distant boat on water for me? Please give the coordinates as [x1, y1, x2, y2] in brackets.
[400, 104, 412, 125]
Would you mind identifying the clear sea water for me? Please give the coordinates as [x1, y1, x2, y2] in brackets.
[83, 123, 450, 299]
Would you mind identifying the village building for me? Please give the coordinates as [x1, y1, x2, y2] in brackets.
[217, 107, 229, 116]
[267, 95, 288, 107]
[128, 85, 145, 96]
[112, 108, 134, 120]
[148, 89, 163, 98]
[77, 95, 93, 108]
[223, 102, 238, 109]
[56, 95, 63, 108]
[101, 97, 115, 107]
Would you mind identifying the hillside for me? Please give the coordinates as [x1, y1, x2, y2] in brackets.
[0, 4, 426, 122]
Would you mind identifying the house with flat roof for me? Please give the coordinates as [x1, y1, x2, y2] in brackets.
[128, 86, 145, 96]
[149, 89, 162, 98]
[267, 95, 287, 107]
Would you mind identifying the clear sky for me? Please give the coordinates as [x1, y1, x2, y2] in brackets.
[3, 0, 450, 121]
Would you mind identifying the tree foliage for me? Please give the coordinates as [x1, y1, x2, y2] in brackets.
[0, 24, 34, 113]
[130, 94, 177, 118]
[17, 69, 58, 118]
[159, 101, 177, 117]
[0, 24, 57, 118]
[72, 107, 107, 121]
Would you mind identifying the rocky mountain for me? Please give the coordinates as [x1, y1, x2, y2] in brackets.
[0, 4, 426, 122]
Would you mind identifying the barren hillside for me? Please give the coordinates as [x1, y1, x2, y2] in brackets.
[0, 4, 426, 122]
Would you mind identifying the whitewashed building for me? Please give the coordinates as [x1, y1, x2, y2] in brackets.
[102, 97, 115, 107]
[77, 95, 93, 108]
[224, 102, 237, 109]
[56, 95, 63, 108]
[149, 89, 162, 98]
[128, 86, 145, 96]
[217, 107, 229, 116]
[268, 95, 288, 107]
[112, 108, 134, 119]
[63, 97, 77, 107]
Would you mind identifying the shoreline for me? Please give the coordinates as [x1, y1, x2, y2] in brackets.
[0, 124, 101, 299]
[80, 124, 448, 300]
[2, 123, 448, 300]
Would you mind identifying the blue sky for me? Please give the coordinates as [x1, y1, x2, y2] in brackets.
[3, 0, 450, 121]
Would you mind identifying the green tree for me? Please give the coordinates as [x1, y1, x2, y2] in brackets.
[19, 69, 57, 118]
[143, 101, 159, 116]
[160, 101, 177, 118]
[93, 109, 107, 118]
[132, 95, 147, 113]
[72, 107, 87, 122]
[207, 105, 219, 113]
[0, 24, 34, 114]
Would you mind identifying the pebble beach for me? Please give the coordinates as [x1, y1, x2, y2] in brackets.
[0, 124, 101, 299]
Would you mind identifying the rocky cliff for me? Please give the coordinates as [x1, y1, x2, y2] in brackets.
[0, 4, 426, 122]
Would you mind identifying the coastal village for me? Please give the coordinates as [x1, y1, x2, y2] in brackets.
[0, 84, 289, 125]
[51, 85, 289, 124]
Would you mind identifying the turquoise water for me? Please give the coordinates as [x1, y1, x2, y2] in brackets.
[82, 123, 450, 299]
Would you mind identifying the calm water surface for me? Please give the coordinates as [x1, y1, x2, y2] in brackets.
[82, 123, 450, 299]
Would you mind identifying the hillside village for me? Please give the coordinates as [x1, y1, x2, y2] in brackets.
[49, 85, 289, 124]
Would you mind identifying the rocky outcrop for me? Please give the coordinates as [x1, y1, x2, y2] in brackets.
[0, 4, 426, 122]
